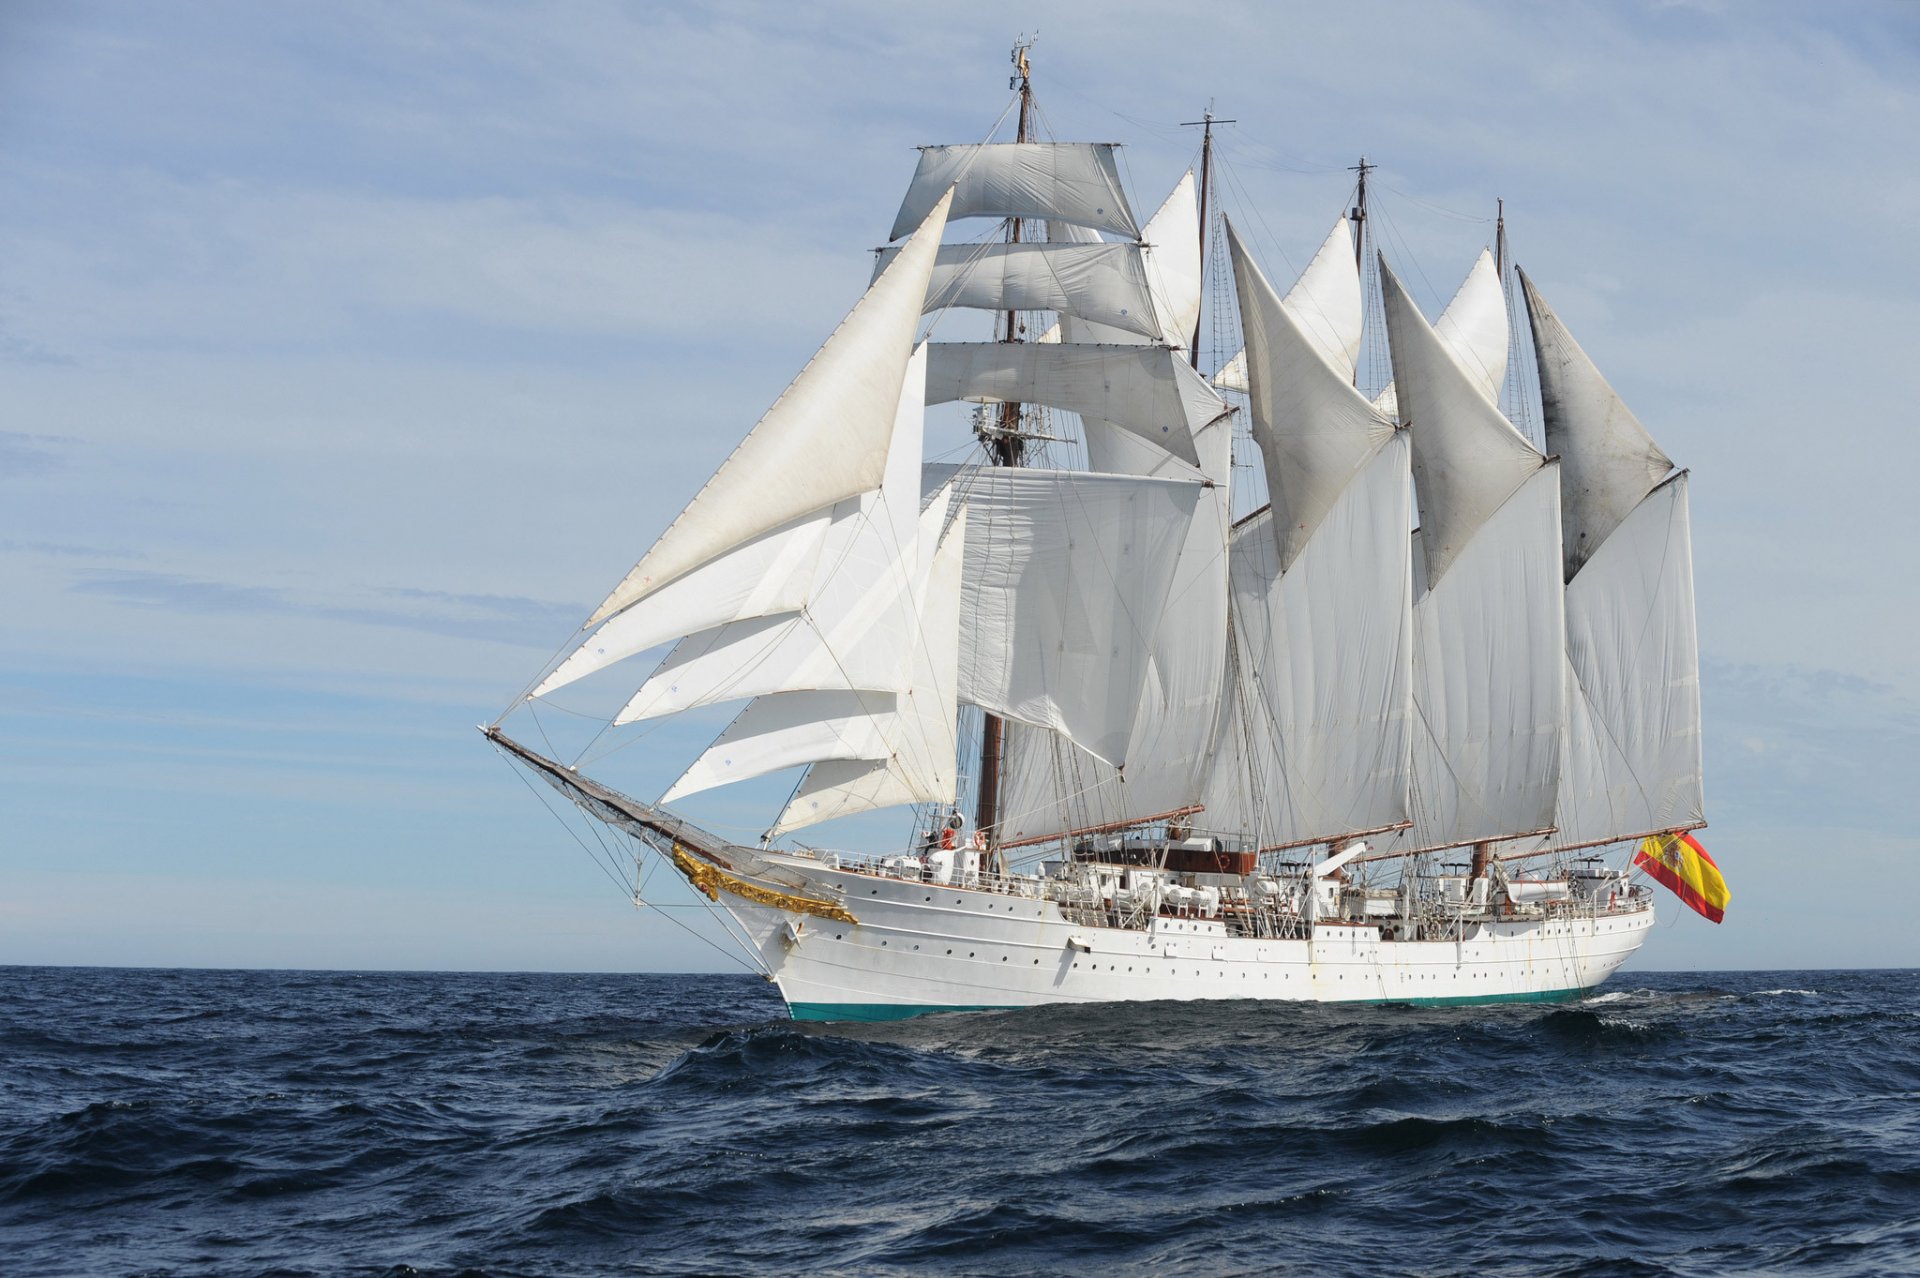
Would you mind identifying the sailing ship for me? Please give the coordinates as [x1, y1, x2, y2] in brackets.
[487, 46, 1717, 1021]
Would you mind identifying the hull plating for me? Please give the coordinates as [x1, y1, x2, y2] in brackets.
[711, 856, 1652, 1022]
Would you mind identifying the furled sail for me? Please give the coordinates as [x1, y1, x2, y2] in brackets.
[615, 344, 933, 724]
[1519, 267, 1676, 581]
[890, 142, 1139, 241]
[873, 241, 1164, 341]
[771, 504, 969, 835]
[936, 466, 1204, 768]
[924, 341, 1226, 467]
[1228, 219, 1394, 570]
[1381, 257, 1564, 850]
[585, 191, 952, 626]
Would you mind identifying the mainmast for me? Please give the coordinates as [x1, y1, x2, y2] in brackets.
[973, 37, 1037, 849]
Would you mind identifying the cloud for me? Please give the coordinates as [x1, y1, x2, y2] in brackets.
[0, 431, 76, 477]
[69, 569, 583, 648]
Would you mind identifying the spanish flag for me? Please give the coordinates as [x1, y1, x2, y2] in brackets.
[1634, 831, 1729, 923]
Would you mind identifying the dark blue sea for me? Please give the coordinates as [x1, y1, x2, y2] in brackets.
[2, 968, 1916, 1276]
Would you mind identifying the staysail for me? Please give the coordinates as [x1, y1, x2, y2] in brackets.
[1380, 258, 1564, 851]
[1201, 221, 1413, 847]
[1520, 270, 1701, 847]
[575, 191, 951, 630]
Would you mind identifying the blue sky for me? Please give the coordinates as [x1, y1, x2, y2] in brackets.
[2, 0, 1916, 972]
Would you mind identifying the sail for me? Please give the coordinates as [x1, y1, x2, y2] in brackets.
[1227, 219, 1396, 570]
[1395, 464, 1566, 850]
[1519, 268, 1676, 580]
[1373, 250, 1509, 422]
[1043, 172, 1201, 354]
[874, 241, 1163, 340]
[1213, 215, 1360, 395]
[771, 504, 969, 835]
[890, 142, 1139, 241]
[1380, 257, 1542, 587]
[1223, 434, 1415, 846]
[1139, 171, 1202, 351]
[924, 342, 1226, 467]
[532, 508, 834, 699]
[615, 344, 933, 724]
[1552, 472, 1703, 844]
[941, 466, 1203, 767]
[586, 191, 952, 625]
[995, 414, 1233, 842]
[661, 690, 898, 803]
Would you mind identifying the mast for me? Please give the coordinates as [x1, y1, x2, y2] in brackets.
[1349, 157, 1372, 273]
[1494, 197, 1508, 281]
[974, 37, 1036, 849]
[1180, 106, 1233, 368]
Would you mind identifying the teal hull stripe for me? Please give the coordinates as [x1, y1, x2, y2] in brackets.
[789, 986, 1589, 1023]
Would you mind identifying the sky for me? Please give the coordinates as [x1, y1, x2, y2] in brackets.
[2, 0, 1917, 973]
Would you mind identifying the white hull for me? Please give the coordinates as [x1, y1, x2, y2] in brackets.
[710, 853, 1653, 1021]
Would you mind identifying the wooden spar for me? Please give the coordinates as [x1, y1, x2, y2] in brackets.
[1255, 819, 1412, 856]
[974, 39, 1036, 850]
[1497, 821, 1710, 864]
[998, 805, 1205, 853]
[1349, 826, 1559, 864]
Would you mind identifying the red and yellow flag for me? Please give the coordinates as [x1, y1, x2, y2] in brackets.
[1634, 831, 1729, 923]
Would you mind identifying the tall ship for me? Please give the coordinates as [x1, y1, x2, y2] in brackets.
[487, 47, 1725, 1021]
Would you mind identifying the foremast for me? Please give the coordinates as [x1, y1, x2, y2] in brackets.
[972, 37, 1037, 852]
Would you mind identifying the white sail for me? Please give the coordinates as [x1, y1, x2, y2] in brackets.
[995, 414, 1233, 842]
[1044, 172, 1201, 354]
[943, 466, 1203, 768]
[1380, 257, 1543, 587]
[1223, 434, 1416, 846]
[924, 341, 1226, 468]
[1434, 249, 1508, 404]
[532, 508, 835, 699]
[615, 344, 933, 724]
[874, 241, 1163, 340]
[1554, 473, 1702, 845]
[1214, 216, 1360, 395]
[587, 191, 951, 625]
[661, 691, 898, 803]
[1396, 464, 1566, 850]
[1373, 249, 1509, 422]
[1227, 219, 1396, 570]
[890, 142, 1139, 241]
[1519, 268, 1676, 580]
[772, 504, 969, 835]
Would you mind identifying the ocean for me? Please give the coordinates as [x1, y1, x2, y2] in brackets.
[1, 966, 1914, 1276]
